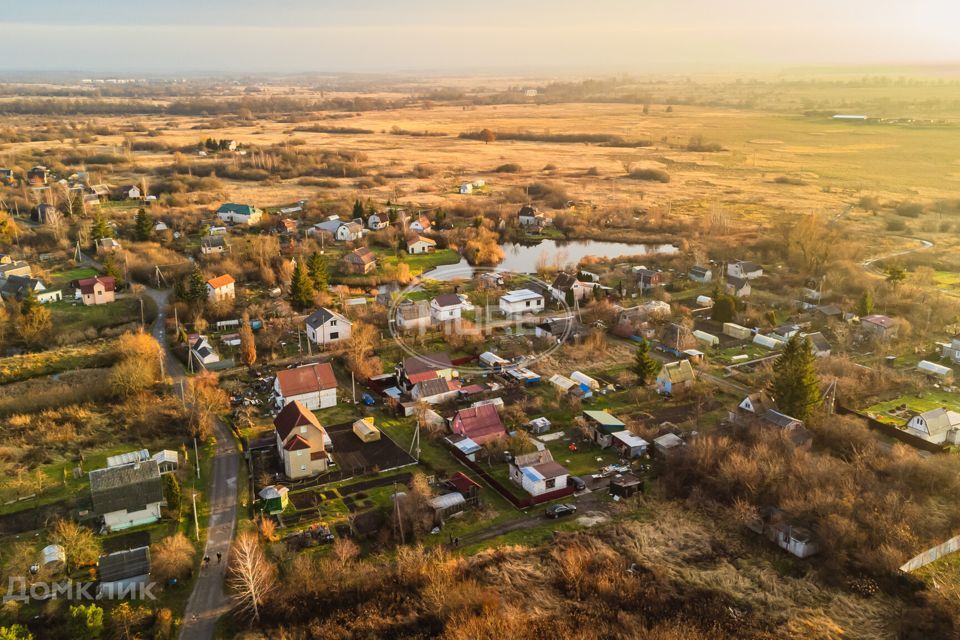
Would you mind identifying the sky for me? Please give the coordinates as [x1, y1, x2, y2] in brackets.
[0, 0, 957, 74]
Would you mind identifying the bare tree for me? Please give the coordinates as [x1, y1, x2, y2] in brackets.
[227, 532, 276, 625]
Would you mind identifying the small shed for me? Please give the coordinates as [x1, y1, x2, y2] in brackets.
[479, 351, 510, 370]
[918, 360, 953, 380]
[753, 334, 781, 350]
[692, 329, 719, 347]
[653, 433, 685, 456]
[570, 371, 600, 390]
[41, 545, 66, 573]
[353, 417, 382, 443]
[549, 374, 576, 391]
[258, 485, 290, 514]
[610, 431, 649, 458]
[428, 492, 467, 521]
[696, 295, 714, 307]
[97, 547, 151, 598]
[610, 473, 644, 498]
[527, 417, 552, 434]
[723, 323, 753, 340]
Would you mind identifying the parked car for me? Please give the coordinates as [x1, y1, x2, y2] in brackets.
[361, 393, 375, 406]
[545, 503, 577, 519]
[568, 476, 586, 491]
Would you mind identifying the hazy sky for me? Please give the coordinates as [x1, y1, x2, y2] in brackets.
[1, 0, 956, 74]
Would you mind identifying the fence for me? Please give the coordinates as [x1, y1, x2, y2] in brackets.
[900, 534, 960, 572]
[835, 406, 945, 454]
[447, 446, 574, 510]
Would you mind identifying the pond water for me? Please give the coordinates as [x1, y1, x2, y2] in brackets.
[422, 239, 678, 281]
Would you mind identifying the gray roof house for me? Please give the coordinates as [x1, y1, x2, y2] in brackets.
[89, 460, 164, 532]
[98, 546, 151, 598]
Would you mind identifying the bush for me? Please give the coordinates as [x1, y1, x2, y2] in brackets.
[895, 201, 924, 218]
[774, 176, 806, 186]
[627, 168, 670, 183]
[494, 163, 522, 173]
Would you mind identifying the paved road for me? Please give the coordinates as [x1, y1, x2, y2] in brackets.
[144, 288, 240, 640]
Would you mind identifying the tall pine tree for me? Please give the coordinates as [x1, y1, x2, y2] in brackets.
[187, 265, 208, 303]
[91, 214, 112, 241]
[134, 208, 153, 241]
[289, 259, 315, 311]
[632, 339, 659, 383]
[769, 334, 822, 422]
[307, 252, 328, 291]
[856, 289, 873, 317]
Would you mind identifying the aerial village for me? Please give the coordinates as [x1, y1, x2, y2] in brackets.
[1, 118, 960, 638]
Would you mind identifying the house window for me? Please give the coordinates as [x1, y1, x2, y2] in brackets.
[330, 320, 337, 326]
[545, 478, 556, 489]
[525, 301, 530, 307]
[329, 332, 339, 340]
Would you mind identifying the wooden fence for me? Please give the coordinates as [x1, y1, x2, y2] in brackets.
[835, 406, 945, 454]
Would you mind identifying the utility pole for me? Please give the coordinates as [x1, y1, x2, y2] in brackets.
[351, 371, 356, 404]
[139, 297, 145, 329]
[192, 491, 200, 541]
[193, 436, 201, 479]
[409, 418, 421, 461]
[394, 481, 405, 545]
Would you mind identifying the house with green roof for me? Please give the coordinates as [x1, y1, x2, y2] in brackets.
[582, 410, 627, 448]
[217, 202, 263, 226]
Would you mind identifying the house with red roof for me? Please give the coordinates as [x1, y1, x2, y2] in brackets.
[74, 276, 115, 306]
[449, 403, 506, 445]
[274, 401, 332, 479]
[274, 362, 338, 411]
[395, 352, 456, 391]
[206, 274, 235, 302]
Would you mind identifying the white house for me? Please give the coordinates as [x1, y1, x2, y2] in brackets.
[689, 265, 713, 283]
[431, 293, 466, 322]
[217, 203, 262, 225]
[89, 460, 164, 532]
[206, 274, 235, 302]
[905, 408, 960, 445]
[201, 236, 228, 255]
[509, 450, 569, 497]
[190, 335, 220, 367]
[725, 276, 752, 298]
[549, 272, 591, 303]
[367, 213, 388, 230]
[459, 183, 473, 195]
[727, 260, 763, 279]
[499, 289, 544, 315]
[395, 300, 432, 332]
[274, 401, 332, 480]
[305, 307, 352, 346]
[518, 204, 545, 227]
[274, 362, 338, 410]
[940, 336, 960, 364]
[409, 216, 432, 233]
[407, 235, 436, 254]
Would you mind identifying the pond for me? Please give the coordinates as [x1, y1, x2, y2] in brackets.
[422, 238, 678, 281]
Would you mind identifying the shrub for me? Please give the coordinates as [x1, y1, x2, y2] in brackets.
[627, 168, 670, 183]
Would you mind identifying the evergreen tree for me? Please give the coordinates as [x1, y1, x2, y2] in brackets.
[565, 287, 575, 308]
[307, 252, 328, 291]
[593, 284, 603, 302]
[20, 286, 39, 317]
[632, 339, 659, 383]
[711, 295, 736, 323]
[434, 208, 446, 228]
[289, 259, 315, 311]
[352, 199, 364, 219]
[102, 256, 123, 285]
[769, 334, 822, 422]
[388, 209, 398, 224]
[187, 265, 208, 303]
[162, 474, 181, 515]
[885, 265, 906, 287]
[856, 289, 873, 317]
[91, 214, 112, 241]
[134, 207, 153, 241]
